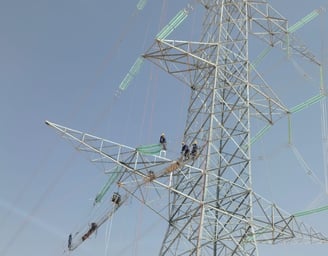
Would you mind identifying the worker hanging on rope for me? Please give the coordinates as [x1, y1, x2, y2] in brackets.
[111, 192, 121, 205]
[82, 222, 98, 241]
[159, 133, 167, 150]
[146, 170, 156, 182]
[68, 233, 72, 250]
[181, 142, 190, 160]
[191, 141, 198, 160]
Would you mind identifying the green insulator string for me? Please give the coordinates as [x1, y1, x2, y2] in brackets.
[94, 166, 122, 204]
[136, 143, 163, 155]
[290, 94, 325, 113]
[136, 0, 148, 11]
[156, 9, 189, 40]
[119, 57, 145, 91]
[293, 204, 328, 217]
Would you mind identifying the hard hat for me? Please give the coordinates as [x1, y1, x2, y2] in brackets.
[162, 133, 165, 136]
[193, 141, 197, 144]
[182, 141, 185, 145]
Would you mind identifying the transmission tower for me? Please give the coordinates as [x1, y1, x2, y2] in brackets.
[143, 0, 326, 255]
[46, 0, 328, 255]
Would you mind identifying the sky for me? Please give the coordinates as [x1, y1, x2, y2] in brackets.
[1, 0, 328, 255]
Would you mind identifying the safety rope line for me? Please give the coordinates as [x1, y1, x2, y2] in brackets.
[318, 65, 328, 193]
[104, 210, 115, 256]
[289, 143, 325, 189]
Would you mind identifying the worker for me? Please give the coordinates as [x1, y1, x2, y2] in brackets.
[191, 141, 198, 159]
[181, 142, 190, 160]
[159, 133, 167, 151]
[90, 222, 97, 232]
[68, 234, 72, 249]
[148, 170, 155, 181]
[82, 222, 98, 241]
[112, 192, 121, 205]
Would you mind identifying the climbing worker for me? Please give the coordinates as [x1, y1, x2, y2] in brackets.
[82, 222, 98, 241]
[111, 192, 121, 205]
[181, 142, 190, 160]
[148, 170, 155, 181]
[191, 141, 198, 159]
[68, 233, 72, 249]
[159, 133, 167, 151]
[90, 222, 97, 232]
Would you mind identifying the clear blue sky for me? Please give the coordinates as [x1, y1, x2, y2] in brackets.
[1, 0, 328, 255]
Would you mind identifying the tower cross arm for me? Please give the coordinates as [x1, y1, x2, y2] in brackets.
[247, 2, 321, 65]
[249, 193, 328, 244]
[45, 120, 137, 172]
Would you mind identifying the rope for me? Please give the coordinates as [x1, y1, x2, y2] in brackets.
[87, 2, 149, 134]
[289, 143, 325, 189]
[0, 151, 78, 256]
[317, 7, 328, 194]
[104, 210, 115, 256]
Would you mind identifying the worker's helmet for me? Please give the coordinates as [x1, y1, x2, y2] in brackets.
[193, 141, 197, 144]
[162, 133, 165, 136]
[182, 142, 185, 145]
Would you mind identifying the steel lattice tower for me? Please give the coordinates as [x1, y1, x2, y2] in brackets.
[144, 0, 325, 255]
[46, 0, 328, 255]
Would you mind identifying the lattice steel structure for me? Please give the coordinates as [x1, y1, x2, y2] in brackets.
[47, 0, 328, 255]
[143, 0, 325, 255]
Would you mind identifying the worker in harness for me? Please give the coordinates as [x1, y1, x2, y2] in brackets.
[159, 133, 167, 151]
[181, 142, 190, 160]
[191, 141, 198, 159]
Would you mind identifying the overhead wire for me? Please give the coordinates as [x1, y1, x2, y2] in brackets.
[0, 143, 57, 228]
[0, 2, 151, 255]
[87, 3, 151, 134]
[104, 208, 115, 256]
[10, 1, 325, 255]
[114, 213, 164, 255]
[288, 143, 325, 189]
[0, 151, 79, 256]
[248, 5, 328, 220]
[318, 9, 328, 194]
[52, 0, 158, 246]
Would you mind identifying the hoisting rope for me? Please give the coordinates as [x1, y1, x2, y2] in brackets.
[136, 143, 163, 155]
[318, 65, 328, 193]
[71, 0, 149, 123]
[104, 209, 115, 256]
[289, 143, 325, 189]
